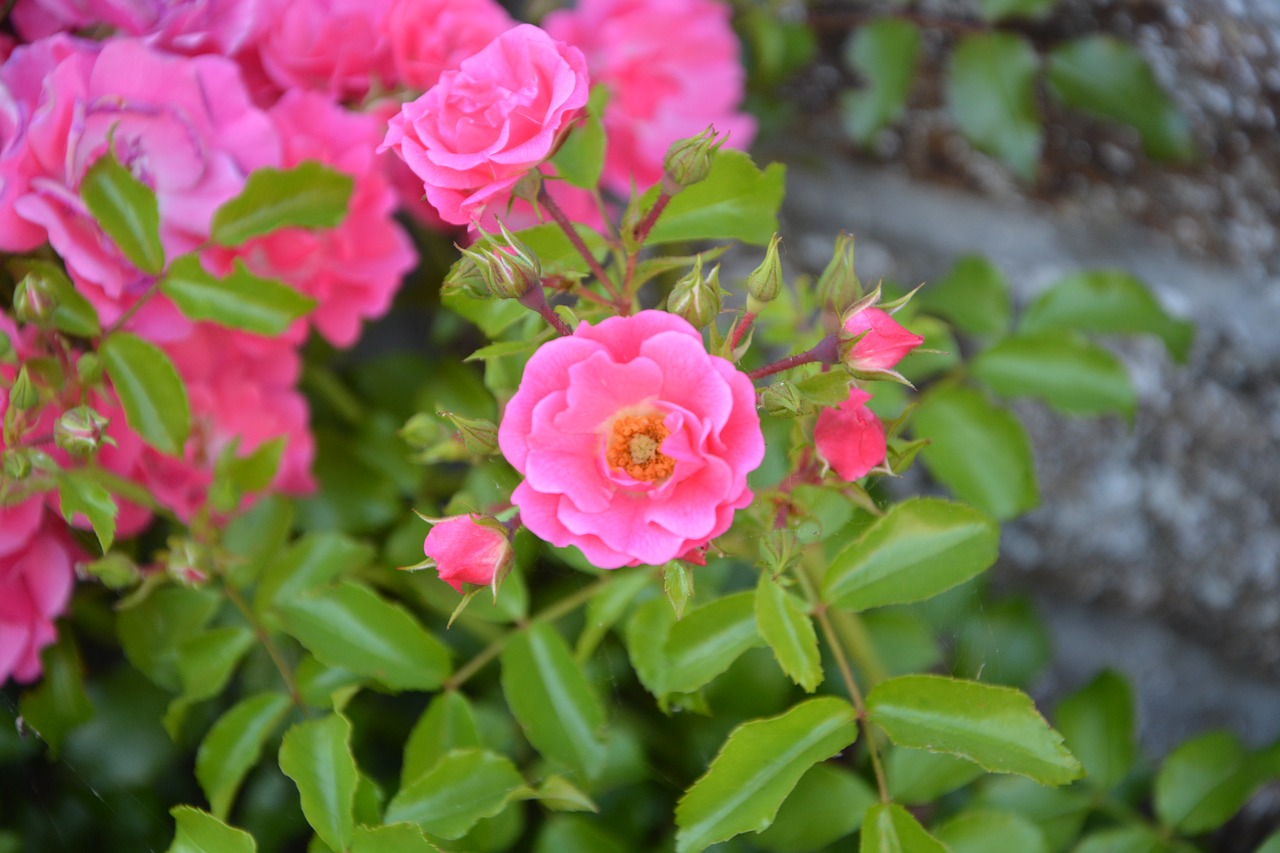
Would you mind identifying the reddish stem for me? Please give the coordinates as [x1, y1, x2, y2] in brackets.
[729, 311, 758, 352]
[538, 186, 620, 300]
[748, 350, 819, 381]
[631, 189, 672, 246]
[518, 284, 573, 337]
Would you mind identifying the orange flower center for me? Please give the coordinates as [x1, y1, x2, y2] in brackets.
[606, 413, 675, 481]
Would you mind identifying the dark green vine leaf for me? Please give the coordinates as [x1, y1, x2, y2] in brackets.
[167, 806, 257, 853]
[841, 18, 920, 144]
[278, 713, 358, 853]
[754, 575, 822, 692]
[1054, 670, 1136, 791]
[385, 749, 529, 840]
[971, 330, 1137, 420]
[197, 692, 291, 820]
[646, 150, 785, 246]
[947, 33, 1042, 181]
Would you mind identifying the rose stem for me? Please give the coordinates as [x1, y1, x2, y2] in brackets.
[538, 186, 622, 301]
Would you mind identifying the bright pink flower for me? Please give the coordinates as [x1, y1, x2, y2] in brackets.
[499, 310, 764, 568]
[0, 515, 79, 684]
[422, 514, 513, 593]
[381, 24, 589, 226]
[384, 0, 513, 91]
[0, 37, 279, 331]
[841, 308, 924, 373]
[814, 388, 886, 482]
[544, 0, 754, 192]
[12, 0, 260, 55]
[253, 0, 396, 100]
[210, 90, 415, 347]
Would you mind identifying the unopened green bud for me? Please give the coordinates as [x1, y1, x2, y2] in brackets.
[76, 352, 103, 387]
[13, 273, 58, 326]
[82, 552, 141, 590]
[746, 233, 784, 312]
[815, 231, 861, 310]
[10, 366, 39, 411]
[442, 251, 493, 299]
[399, 412, 447, 449]
[459, 224, 542, 300]
[667, 257, 722, 328]
[438, 410, 499, 456]
[3, 448, 32, 480]
[55, 405, 109, 457]
[0, 331, 15, 364]
[760, 382, 806, 418]
[662, 126, 722, 192]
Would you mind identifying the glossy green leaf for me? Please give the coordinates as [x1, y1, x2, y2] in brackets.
[210, 436, 286, 513]
[351, 824, 441, 853]
[501, 622, 606, 779]
[7, 258, 100, 337]
[385, 749, 528, 839]
[211, 161, 353, 246]
[934, 810, 1048, 853]
[794, 370, 852, 408]
[551, 85, 607, 188]
[160, 255, 315, 335]
[947, 33, 1042, 181]
[576, 568, 651, 660]
[1072, 826, 1164, 853]
[18, 632, 93, 755]
[1020, 269, 1194, 362]
[278, 714, 357, 853]
[168, 806, 257, 853]
[972, 330, 1136, 419]
[1048, 36, 1194, 162]
[912, 385, 1038, 520]
[256, 532, 372, 613]
[176, 625, 255, 704]
[1154, 730, 1265, 833]
[57, 469, 117, 552]
[646, 150, 785, 246]
[197, 692, 291, 820]
[117, 586, 220, 691]
[402, 691, 482, 787]
[841, 18, 919, 143]
[101, 332, 191, 456]
[278, 581, 451, 691]
[867, 675, 1082, 785]
[916, 254, 1010, 337]
[979, 0, 1055, 21]
[755, 576, 822, 692]
[1054, 670, 1136, 791]
[823, 498, 998, 612]
[533, 775, 597, 813]
[675, 697, 858, 853]
[972, 776, 1091, 852]
[81, 149, 164, 274]
[664, 591, 764, 694]
[756, 763, 875, 852]
[535, 816, 632, 853]
[295, 656, 363, 711]
[624, 597, 676, 698]
[860, 803, 947, 853]
[888, 747, 984, 804]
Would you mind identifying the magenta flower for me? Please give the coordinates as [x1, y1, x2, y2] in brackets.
[422, 514, 514, 593]
[499, 311, 764, 568]
[0, 516, 78, 684]
[841, 307, 925, 375]
[813, 388, 887, 482]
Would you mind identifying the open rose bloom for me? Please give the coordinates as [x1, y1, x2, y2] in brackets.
[499, 311, 764, 568]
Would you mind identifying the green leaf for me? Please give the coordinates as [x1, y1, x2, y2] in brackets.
[868, 675, 1082, 785]
[860, 803, 947, 853]
[57, 469, 117, 552]
[646, 150, 785, 246]
[664, 591, 765, 695]
[664, 562, 694, 620]
[912, 385, 1038, 520]
[278, 581, 451, 692]
[551, 85, 607, 189]
[934, 810, 1048, 853]
[840, 18, 920, 143]
[823, 498, 999, 612]
[117, 586, 220, 691]
[385, 749, 528, 840]
[887, 747, 984, 804]
[1072, 826, 1164, 853]
[535, 816, 631, 853]
[278, 714, 357, 853]
[160, 254, 315, 335]
[952, 597, 1050, 689]
[402, 691, 482, 787]
[18, 631, 93, 756]
[624, 597, 676, 698]
[756, 764, 875, 852]
[257, 532, 372, 614]
[1154, 730, 1267, 833]
[755, 575, 822, 692]
[351, 824, 442, 853]
[211, 161, 354, 246]
[978, 0, 1055, 22]
[7, 258, 100, 337]
[533, 775, 598, 813]
[972, 776, 1091, 852]
[794, 370, 852, 408]
[947, 33, 1042, 181]
[972, 330, 1137, 419]
[1048, 36, 1194, 162]
[916, 254, 1011, 337]
[1054, 670, 1135, 791]
[675, 697, 858, 853]
[211, 436, 286, 513]
[80, 149, 164, 274]
[862, 609, 942, 676]
[168, 806, 257, 853]
[501, 622, 606, 779]
[575, 568, 651, 660]
[197, 692, 291, 820]
[1019, 269, 1194, 362]
[176, 625, 255, 704]
[101, 332, 191, 456]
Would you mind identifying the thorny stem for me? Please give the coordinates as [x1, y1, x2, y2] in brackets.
[538, 186, 621, 301]
[631, 189, 672, 246]
[748, 349, 819, 381]
[729, 311, 757, 352]
[518, 284, 573, 337]
[224, 582, 310, 715]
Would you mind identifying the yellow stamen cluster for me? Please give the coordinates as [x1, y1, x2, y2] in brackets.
[606, 414, 675, 481]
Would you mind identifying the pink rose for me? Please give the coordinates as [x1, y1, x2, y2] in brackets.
[841, 307, 925, 374]
[0, 515, 78, 684]
[813, 388, 886, 482]
[12, 0, 260, 55]
[545, 0, 755, 191]
[380, 24, 589, 226]
[253, 0, 396, 100]
[422, 514, 514, 593]
[499, 310, 764, 568]
[383, 0, 513, 91]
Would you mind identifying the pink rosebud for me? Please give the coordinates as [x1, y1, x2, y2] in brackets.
[498, 310, 765, 568]
[841, 308, 924, 373]
[813, 388, 887, 482]
[380, 24, 589, 225]
[422, 515, 514, 593]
